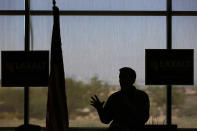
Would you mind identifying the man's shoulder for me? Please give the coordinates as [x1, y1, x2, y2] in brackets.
[111, 91, 121, 96]
[109, 91, 121, 98]
[106, 91, 121, 103]
[136, 89, 149, 98]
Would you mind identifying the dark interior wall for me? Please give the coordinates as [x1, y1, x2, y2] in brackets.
[0, 127, 197, 131]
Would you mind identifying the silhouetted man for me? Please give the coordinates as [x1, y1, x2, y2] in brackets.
[90, 67, 150, 131]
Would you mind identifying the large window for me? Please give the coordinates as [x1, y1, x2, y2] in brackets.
[172, 16, 197, 128]
[172, 0, 197, 11]
[30, 0, 166, 11]
[30, 16, 166, 127]
[0, 16, 25, 127]
[0, 1, 24, 10]
[0, 0, 197, 129]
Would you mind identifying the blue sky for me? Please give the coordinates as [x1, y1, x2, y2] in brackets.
[0, 0, 197, 11]
[0, 1, 197, 86]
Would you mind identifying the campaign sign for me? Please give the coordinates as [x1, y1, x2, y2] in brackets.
[1, 51, 49, 87]
[145, 49, 194, 85]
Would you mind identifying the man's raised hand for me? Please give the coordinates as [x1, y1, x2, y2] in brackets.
[90, 95, 105, 110]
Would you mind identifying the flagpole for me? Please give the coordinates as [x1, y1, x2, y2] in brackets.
[53, 0, 56, 6]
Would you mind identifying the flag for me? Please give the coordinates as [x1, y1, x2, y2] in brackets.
[46, 5, 69, 131]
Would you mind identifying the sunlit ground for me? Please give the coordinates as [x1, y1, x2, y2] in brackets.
[1, 116, 197, 128]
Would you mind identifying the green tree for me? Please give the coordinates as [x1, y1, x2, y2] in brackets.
[172, 87, 186, 108]
[66, 77, 112, 119]
[29, 87, 48, 119]
[0, 88, 24, 113]
[0, 88, 24, 119]
[146, 86, 186, 117]
[66, 78, 89, 115]
[147, 86, 166, 107]
[0, 77, 115, 120]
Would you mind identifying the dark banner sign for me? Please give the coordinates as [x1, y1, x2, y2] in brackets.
[1, 51, 49, 87]
[145, 49, 194, 85]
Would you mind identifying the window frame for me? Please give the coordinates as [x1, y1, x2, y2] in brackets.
[0, 0, 197, 129]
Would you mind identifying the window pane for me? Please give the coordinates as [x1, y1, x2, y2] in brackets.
[173, 0, 197, 11]
[31, 16, 166, 127]
[0, 16, 25, 78]
[31, 0, 165, 11]
[0, 16, 24, 127]
[0, 16, 24, 51]
[29, 87, 47, 127]
[0, 0, 24, 10]
[172, 16, 197, 85]
[172, 16, 197, 128]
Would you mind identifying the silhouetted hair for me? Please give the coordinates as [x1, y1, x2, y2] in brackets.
[119, 67, 136, 82]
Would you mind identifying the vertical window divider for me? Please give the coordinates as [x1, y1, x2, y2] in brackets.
[166, 0, 172, 125]
[24, 0, 30, 126]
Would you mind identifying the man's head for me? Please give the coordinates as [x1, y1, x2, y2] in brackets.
[119, 67, 136, 90]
